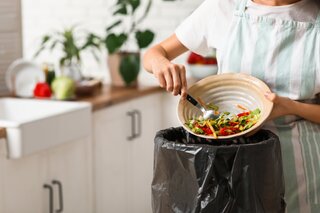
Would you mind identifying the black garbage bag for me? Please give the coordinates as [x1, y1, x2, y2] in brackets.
[152, 127, 286, 213]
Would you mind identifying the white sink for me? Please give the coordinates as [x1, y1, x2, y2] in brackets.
[0, 98, 91, 159]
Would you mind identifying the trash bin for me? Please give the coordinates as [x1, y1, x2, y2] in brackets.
[152, 127, 286, 213]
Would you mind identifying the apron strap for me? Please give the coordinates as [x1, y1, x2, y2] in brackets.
[236, 0, 248, 13]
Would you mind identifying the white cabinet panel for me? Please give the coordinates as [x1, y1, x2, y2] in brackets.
[0, 137, 92, 213]
[0, 139, 7, 213]
[94, 108, 131, 213]
[1, 152, 47, 213]
[48, 137, 92, 213]
[94, 93, 162, 213]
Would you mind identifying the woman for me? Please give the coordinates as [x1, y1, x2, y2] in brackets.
[143, 0, 320, 212]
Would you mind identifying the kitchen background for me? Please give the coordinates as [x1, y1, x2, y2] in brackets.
[0, 1, 220, 213]
[0, 0, 203, 95]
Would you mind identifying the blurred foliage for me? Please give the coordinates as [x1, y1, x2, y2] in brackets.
[103, 0, 155, 54]
[34, 27, 101, 67]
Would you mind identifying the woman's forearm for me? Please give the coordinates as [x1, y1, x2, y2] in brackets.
[143, 34, 189, 73]
[143, 45, 170, 73]
[290, 101, 320, 124]
[265, 92, 320, 124]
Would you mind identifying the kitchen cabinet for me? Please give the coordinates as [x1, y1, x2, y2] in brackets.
[93, 93, 162, 213]
[0, 145, 47, 213]
[47, 136, 93, 213]
[0, 139, 7, 213]
[0, 136, 92, 213]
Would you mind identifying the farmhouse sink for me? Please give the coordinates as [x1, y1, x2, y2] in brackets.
[0, 98, 91, 159]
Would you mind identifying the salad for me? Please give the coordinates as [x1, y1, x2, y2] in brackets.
[185, 104, 261, 139]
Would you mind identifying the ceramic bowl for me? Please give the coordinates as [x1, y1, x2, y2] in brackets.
[188, 64, 218, 79]
[178, 73, 273, 140]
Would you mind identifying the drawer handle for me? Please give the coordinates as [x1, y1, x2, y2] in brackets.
[43, 184, 54, 213]
[52, 180, 64, 212]
[133, 110, 142, 138]
[127, 111, 135, 141]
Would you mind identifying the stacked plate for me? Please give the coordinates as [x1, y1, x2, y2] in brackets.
[6, 59, 45, 97]
[178, 73, 273, 140]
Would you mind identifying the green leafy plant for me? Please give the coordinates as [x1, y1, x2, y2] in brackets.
[35, 27, 101, 68]
[104, 0, 154, 54]
[104, 0, 155, 85]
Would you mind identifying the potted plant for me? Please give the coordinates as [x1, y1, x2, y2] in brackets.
[34, 27, 101, 81]
[104, 0, 155, 87]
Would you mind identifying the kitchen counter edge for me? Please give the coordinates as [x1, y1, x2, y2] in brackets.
[78, 84, 163, 111]
[0, 128, 6, 139]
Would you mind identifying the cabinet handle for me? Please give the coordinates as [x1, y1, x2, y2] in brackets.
[133, 110, 142, 138]
[43, 184, 54, 213]
[52, 180, 64, 213]
[127, 111, 135, 141]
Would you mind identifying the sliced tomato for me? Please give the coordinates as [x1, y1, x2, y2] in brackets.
[228, 121, 238, 126]
[201, 127, 213, 135]
[237, 112, 250, 117]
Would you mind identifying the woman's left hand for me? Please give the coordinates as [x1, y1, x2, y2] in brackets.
[264, 92, 293, 120]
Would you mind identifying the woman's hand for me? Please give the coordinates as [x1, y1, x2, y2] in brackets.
[151, 57, 187, 98]
[264, 92, 293, 120]
[265, 92, 320, 124]
[143, 34, 189, 99]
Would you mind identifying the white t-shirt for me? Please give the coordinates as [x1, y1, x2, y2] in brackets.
[175, 0, 320, 56]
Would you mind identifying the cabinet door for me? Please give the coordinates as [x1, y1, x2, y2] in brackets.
[130, 94, 161, 213]
[94, 93, 162, 213]
[0, 137, 92, 213]
[47, 137, 92, 213]
[94, 101, 133, 213]
[1, 150, 47, 213]
[0, 139, 6, 212]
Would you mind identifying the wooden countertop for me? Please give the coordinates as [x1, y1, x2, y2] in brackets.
[78, 84, 163, 111]
[0, 128, 6, 139]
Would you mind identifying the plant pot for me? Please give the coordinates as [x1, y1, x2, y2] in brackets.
[107, 51, 140, 87]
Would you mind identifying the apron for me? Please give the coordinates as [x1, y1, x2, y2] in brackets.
[217, 0, 320, 212]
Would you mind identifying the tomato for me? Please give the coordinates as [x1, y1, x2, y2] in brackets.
[201, 127, 213, 135]
[219, 128, 228, 136]
[33, 82, 52, 98]
[204, 58, 217, 65]
[228, 121, 238, 126]
[237, 112, 250, 117]
[219, 127, 239, 136]
[187, 52, 217, 65]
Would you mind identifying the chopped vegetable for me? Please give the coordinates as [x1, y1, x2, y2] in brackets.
[207, 103, 219, 111]
[185, 108, 261, 138]
[237, 104, 248, 111]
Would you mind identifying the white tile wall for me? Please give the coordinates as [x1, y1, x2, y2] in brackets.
[21, 0, 203, 83]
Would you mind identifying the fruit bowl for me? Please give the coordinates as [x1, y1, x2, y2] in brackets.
[178, 73, 273, 140]
[187, 51, 218, 79]
[188, 64, 218, 79]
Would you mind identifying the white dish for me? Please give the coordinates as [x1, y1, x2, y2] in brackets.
[6, 59, 45, 97]
[188, 64, 218, 79]
[178, 73, 273, 140]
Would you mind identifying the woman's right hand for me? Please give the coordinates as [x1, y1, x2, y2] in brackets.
[143, 34, 189, 99]
[151, 57, 188, 99]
